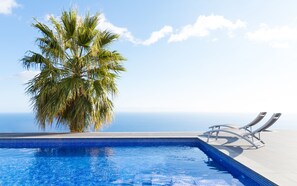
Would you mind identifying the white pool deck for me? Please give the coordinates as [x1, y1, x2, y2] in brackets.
[0, 130, 296, 185]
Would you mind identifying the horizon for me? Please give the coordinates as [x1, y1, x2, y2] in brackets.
[1, 0, 297, 113]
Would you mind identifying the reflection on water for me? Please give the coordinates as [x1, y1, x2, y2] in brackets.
[34, 147, 114, 157]
[204, 157, 229, 173]
[26, 147, 119, 185]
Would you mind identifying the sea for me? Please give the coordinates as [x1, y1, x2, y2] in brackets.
[0, 112, 295, 133]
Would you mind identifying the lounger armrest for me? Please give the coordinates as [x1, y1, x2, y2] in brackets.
[209, 124, 238, 130]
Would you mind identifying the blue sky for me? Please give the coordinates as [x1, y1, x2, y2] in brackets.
[1, 0, 297, 113]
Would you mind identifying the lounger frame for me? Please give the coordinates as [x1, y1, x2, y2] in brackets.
[206, 113, 281, 148]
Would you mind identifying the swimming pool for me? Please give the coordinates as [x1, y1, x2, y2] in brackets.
[0, 138, 275, 185]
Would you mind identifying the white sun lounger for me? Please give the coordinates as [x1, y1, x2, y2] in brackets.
[206, 113, 281, 148]
[209, 112, 267, 133]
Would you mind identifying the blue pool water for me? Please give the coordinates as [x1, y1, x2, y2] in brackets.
[0, 112, 294, 132]
[0, 145, 245, 185]
[0, 138, 275, 186]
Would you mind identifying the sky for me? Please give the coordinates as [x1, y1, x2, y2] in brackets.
[1, 0, 297, 113]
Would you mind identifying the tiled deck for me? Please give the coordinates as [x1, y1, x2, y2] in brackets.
[0, 130, 296, 185]
[199, 130, 297, 185]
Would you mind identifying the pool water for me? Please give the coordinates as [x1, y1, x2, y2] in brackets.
[0, 146, 245, 185]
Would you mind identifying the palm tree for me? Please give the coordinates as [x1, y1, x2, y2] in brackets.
[22, 10, 125, 132]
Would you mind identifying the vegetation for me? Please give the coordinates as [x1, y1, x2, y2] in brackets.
[22, 9, 125, 132]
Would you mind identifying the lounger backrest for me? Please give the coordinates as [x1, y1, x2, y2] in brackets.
[252, 113, 281, 134]
[241, 112, 267, 129]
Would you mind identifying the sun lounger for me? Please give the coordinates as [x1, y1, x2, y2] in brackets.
[206, 113, 281, 148]
[209, 112, 267, 132]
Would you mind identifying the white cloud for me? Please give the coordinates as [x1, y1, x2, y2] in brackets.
[247, 24, 297, 48]
[45, 13, 246, 46]
[98, 14, 138, 44]
[98, 14, 245, 45]
[16, 71, 40, 83]
[98, 14, 173, 46]
[141, 26, 173, 46]
[168, 15, 246, 42]
[0, 0, 20, 15]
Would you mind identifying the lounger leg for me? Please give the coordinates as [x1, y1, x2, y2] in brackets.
[207, 132, 211, 142]
[215, 131, 219, 140]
